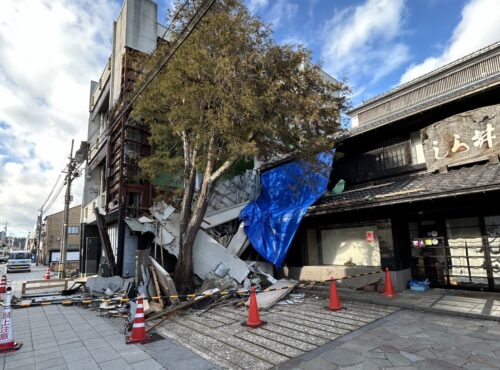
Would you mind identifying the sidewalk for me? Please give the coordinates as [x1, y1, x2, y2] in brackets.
[1, 304, 218, 370]
[337, 287, 500, 321]
[276, 308, 500, 370]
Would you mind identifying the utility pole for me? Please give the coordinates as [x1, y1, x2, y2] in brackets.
[58, 139, 87, 278]
[36, 208, 43, 266]
[59, 140, 75, 278]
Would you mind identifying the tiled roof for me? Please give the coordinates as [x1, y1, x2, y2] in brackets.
[309, 162, 500, 215]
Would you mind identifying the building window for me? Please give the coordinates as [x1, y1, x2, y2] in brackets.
[68, 226, 79, 234]
[321, 225, 382, 267]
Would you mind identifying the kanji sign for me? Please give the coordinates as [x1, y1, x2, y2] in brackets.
[423, 104, 500, 172]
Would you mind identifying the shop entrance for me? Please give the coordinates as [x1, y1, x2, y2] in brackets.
[410, 216, 500, 291]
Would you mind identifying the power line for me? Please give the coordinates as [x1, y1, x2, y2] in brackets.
[39, 173, 62, 210]
[43, 181, 65, 214]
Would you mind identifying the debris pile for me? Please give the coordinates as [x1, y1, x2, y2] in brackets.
[14, 199, 304, 339]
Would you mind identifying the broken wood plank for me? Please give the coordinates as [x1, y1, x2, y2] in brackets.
[149, 257, 179, 304]
[148, 265, 164, 309]
[245, 279, 299, 311]
[94, 207, 116, 275]
[246, 279, 298, 310]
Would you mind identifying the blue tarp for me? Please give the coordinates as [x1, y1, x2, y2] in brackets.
[240, 150, 335, 267]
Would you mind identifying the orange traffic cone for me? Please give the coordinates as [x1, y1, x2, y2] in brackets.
[0, 275, 6, 294]
[126, 297, 151, 344]
[383, 267, 397, 297]
[0, 288, 23, 352]
[43, 267, 51, 281]
[242, 287, 266, 328]
[328, 276, 343, 311]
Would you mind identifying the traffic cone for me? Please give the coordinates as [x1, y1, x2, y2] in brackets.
[0, 288, 23, 352]
[0, 275, 6, 302]
[126, 296, 151, 344]
[0, 275, 6, 294]
[43, 267, 51, 280]
[242, 287, 266, 328]
[383, 267, 397, 297]
[328, 276, 343, 311]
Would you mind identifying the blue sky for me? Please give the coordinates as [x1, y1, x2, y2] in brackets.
[0, 0, 498, 235]
[249, 0, 498, 106]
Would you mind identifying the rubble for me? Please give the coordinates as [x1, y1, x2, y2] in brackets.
[245, 279, 298, 310]
[85, 276, 130, 295]
[150, 202, 250, 284]
[149, 257, 179, 304]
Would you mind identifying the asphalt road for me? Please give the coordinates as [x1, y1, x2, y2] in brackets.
[1, 262, 46, 282]
[1, 263, 51, 297]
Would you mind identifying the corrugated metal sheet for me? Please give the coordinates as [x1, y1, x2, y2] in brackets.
[107, 224, 119, 263]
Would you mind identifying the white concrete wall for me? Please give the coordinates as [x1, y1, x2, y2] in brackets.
[110, 0, 158, 104]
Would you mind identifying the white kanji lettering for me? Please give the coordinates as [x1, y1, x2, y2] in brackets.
[433, 140, 448, 160]
[472, 123, 496, 149]
[451, 134, 469, 153]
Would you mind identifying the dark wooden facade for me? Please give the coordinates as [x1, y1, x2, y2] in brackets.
[287, 44, 500, 291]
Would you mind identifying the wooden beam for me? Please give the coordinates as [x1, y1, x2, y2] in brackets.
[94, 207, 116, 276]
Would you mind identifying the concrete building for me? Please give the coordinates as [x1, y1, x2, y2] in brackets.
[80, 0, 168, 277]
[43, 205, 81, 272]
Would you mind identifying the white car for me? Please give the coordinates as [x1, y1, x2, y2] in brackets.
[7, 251, 32, 273]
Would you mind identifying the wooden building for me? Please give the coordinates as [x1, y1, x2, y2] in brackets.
[286, 42, 500, 292]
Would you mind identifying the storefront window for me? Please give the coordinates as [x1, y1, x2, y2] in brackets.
[484, 216, 500, 285]
[321, 226, 381, 267]
[446, 217, 485, 285]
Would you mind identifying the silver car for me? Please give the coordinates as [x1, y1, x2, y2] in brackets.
[7, 251, 32, 272]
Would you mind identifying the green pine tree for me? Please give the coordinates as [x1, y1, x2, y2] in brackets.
[132, 0, 349, 292]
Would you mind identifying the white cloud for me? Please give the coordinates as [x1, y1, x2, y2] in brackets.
[400, 0, 500, 83]
[267, 0, 298, 28]
[321, 0, 409, 87]
[0, 0, 119, 236]
[246, 0, 297, 29]
[247, 0, 269, 13]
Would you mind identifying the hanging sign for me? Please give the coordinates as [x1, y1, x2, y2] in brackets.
[422, 104, 500, 172]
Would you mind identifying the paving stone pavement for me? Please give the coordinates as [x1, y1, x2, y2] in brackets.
[0, 304, 217, 370]
[338, 287, 500, 321]
[157, 297, 399, 369]
[275, 309, 500, 370]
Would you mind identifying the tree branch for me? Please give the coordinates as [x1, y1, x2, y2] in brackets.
[209, 155, 239, 183]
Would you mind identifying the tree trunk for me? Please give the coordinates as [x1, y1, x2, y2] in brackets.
[174, 134, 217, 293]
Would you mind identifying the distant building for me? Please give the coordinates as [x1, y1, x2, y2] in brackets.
[43, 205, 82, 272]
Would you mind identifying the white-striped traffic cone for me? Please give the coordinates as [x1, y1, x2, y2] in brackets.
[0, 288, 22, 352]
[126, 297, 151, 344]
[0, 274, 7, 301]
[0, 275, 6, 294]
[43, 267, 51, 280]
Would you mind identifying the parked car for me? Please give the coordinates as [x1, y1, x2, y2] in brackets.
[7, 251, 32, 272]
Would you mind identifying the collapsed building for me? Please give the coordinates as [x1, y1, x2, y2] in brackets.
[80, 0, 500, 295]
